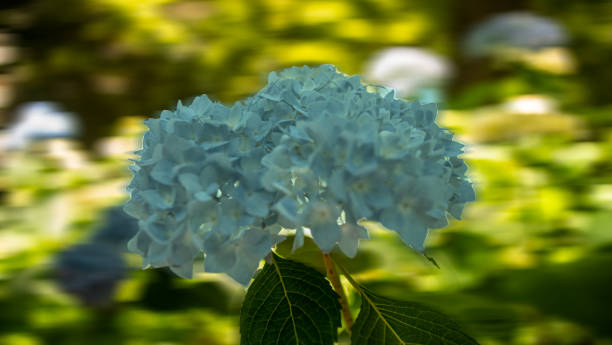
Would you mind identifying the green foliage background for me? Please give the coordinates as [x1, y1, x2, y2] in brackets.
[0, 0, 611, 344]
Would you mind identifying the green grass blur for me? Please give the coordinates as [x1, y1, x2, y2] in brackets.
[1, 0, 611, 344]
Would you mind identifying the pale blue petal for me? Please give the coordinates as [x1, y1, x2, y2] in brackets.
[380, 208, 406, 234]
[425, 213, 448, 229]
[205, 152, 237, 172]
[123, 196, 148, 219]
[203, 234, 236, 273]
[456, 180, 476, 202]
[226, 228, 284, 285]
[215, 213, 238, 235]
[194, 191, 212, 202]
[338, 223, 369, 258]
[138, 144, 163, 166]
[448, 202, 465, 220]
[288, 125, 313, 143]
[168, 235, 199, 278]
[261, 146, 291, 169]
[226, 103, 243, 129]
[366, 183, 394, 210]
[127, 231, 151, 255]
[146, 242, 170, 267]
[345, 143, 377, 176]
[328, 169, 346, 201]
[199, 166, 219, 186]
[226, 257, 258, 286]
[272, 197, 301, 228]
[163, 134, 194, 160]
[348, 191, 372, 219]
[240, 227, 284, 258]
[173, 121, 196, 139]
[140, 189, 175, 210]
[189, 95, 212, 114]
[178, 173, 202, 192]
[245, 192, 271, 218]
[261, 168, 291, 194]
[281, 89, 300, 108]
[139, 216, 168, 244]
[292, 227, 305, 253]
[170, 260, 194, 279]
[310, 222, 340, 253]
[204, 247, 236, 273]
[187, 199, 216, 232]
[390, 211, 428, 252]
[150, 159, 176, 185]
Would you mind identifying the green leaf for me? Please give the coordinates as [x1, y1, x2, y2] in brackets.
[276, 235, 380, 275]
[351, 287, 479, 345]
[240, 254, 342, 345]
[274, 236, 327, 274]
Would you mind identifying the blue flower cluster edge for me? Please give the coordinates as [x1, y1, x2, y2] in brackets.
[124, 64, 475, 285]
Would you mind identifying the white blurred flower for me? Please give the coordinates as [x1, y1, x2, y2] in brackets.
[502, 95, 558, 115]
[464, 12, 568, 57]
[0, 102, 79, 150]
[364, 47, 452, 101]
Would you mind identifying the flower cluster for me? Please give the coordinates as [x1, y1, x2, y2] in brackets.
[124, 65, 474, 285]
[91, 207, 139, 250]
[55, 243, 127, 307]
[463, 12, 568, 57]
[54, 207, 136, 306]
[364, 47, 451, 101]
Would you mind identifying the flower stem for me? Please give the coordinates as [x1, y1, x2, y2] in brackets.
[331, 259, 364, 296]
[322, 252, 353, 334]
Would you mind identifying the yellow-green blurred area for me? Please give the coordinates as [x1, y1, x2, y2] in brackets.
[1, 0, 611, 344]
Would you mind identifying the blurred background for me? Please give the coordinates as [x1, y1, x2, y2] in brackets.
[0, 0, 611, 344]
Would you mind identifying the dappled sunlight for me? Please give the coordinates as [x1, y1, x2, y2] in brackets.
[1, 0, 611, 344]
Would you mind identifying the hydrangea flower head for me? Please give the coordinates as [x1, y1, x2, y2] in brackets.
[91, 207, 139, 249]
[124, 65, 475, 285]
[463, 12, 568, 57]
[0, 102, 79, 151]
[55, 243, 126, 307]
[364, 47, 452, 100]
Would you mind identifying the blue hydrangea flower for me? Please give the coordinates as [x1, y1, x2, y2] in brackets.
[55, 243, 126, 307]
[463, 12, 568, 57]
[125, 65, 474, 285]
[90, 207, 139, 250]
